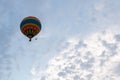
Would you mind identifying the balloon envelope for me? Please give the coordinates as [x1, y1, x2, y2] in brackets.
[20, 16, 41, 41]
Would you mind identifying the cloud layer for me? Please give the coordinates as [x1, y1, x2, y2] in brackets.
[31, 29, 120, 80]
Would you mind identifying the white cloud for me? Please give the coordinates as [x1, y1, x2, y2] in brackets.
[31, 29, 120, 80]
[94, 0, 106, 12]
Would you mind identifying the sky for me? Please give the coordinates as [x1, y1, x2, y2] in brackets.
[0, 0, 120, 80]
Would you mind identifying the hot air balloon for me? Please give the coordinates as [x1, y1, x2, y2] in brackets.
[20, 16, 42, 41]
